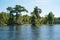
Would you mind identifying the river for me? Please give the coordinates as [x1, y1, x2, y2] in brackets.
[0, 24, 60, 40]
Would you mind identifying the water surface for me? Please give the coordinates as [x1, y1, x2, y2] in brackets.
[0, 24, 60, 40]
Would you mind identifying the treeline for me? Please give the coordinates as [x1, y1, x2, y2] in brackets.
[0, 5, 60, 26]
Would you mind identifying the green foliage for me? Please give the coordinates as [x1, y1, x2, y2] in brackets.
[31, 6, 42, 26]
[47, 12, 54, 24]
[31, 14, 36, 26]
[23, 14, 30, 24]
[33, 6, 42, 18]
[14, 5, 28, 25]
[6, 5, 28, 25]
[54, 17, 60, 24]
[14, 5, 28, 13]
[0, 5, 59, 26]
[0, 12, 9, 25]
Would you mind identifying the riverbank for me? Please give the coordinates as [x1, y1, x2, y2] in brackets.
[0, 23, 59, 27]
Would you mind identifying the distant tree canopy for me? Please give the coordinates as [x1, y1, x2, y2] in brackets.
[0, 5, 59, 26]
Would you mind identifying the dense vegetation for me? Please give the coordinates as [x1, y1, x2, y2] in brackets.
[0, 5, 60, 26]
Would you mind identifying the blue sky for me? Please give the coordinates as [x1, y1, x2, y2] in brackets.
[0, 0, 60, 17]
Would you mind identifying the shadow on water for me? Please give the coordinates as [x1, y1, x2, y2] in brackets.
[31, 25, 39, 40]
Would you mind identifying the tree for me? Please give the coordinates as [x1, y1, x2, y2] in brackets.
[7, 5, 28, 25]
[31, 12, 36, 26]
[14, 5, 28, 24]
[47, 12, 54, 24]
[33, 6, 42, 18]
[7, 7, 14, 25]
[31, 6, 42, 26]
[14, 5, 28, 19]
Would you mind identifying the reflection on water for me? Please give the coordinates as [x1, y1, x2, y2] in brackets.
[48, 26, 53, 40]
[0, 24, 60, 40]
[31, 26, 39, 40]
[16, 26, 21, 31]
[15, 26, 22, 40]
[8, 26, 15, 40]
[8, 26, 22, 40]
[9, 26, 14, 31]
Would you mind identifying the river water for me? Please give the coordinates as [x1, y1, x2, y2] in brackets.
[0, 24, 60, 40]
